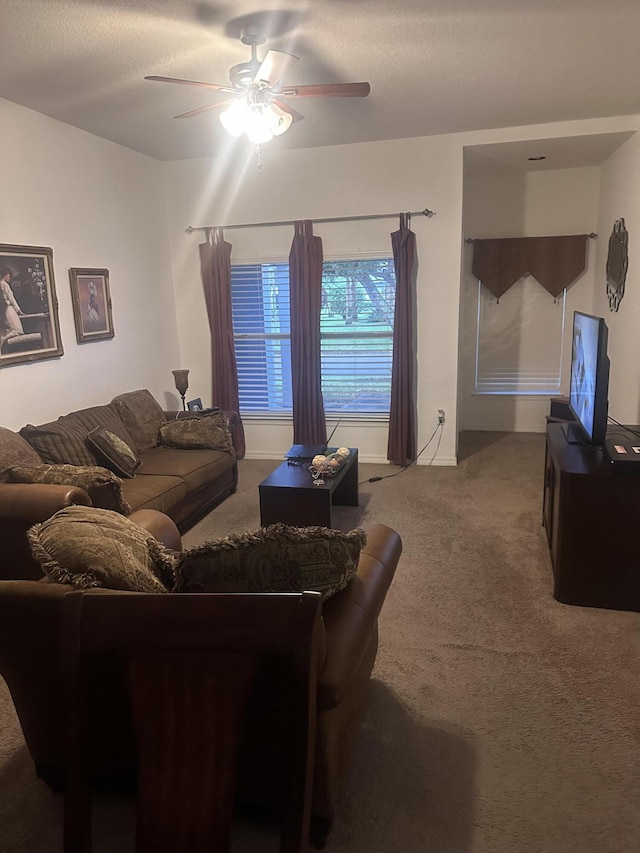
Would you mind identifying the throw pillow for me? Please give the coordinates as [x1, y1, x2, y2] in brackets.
[111, 390, 167, 452]
[8, 464, 131, 515]
[0, 427, 43, 482]
[27, 505, 175, 593]
[159, 411, 233, 453]
[87, 427, 142, 479]
[173, 523, 366, 600]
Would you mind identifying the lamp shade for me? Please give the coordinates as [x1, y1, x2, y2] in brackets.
[219, 101, 250, 137]
[172, 369, 189, 396]
[266, 102, 293, 136]
[219, 97, 292, 145]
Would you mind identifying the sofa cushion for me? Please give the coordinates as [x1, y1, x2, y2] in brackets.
[159, 411, 233, 453]
[137, 446, 234, 493]
[120, 473, 187, 516]
[26, 505, 175, 593]
[8, 464, 131, 515]
[19, 405, 138, 466]
[174, 524, 366, 600]
[111, 390, 166, 452]
[87, 427, 141, 479]
[20, 418, 97, 466]
[0, 427, 42, 481]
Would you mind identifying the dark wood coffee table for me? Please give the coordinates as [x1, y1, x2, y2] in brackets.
[259, 449, 359, 528]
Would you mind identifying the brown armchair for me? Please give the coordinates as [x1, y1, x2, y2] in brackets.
[0, 512, 401, 848]
[62, 589, 323, 853]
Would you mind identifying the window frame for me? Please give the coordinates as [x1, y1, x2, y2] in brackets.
[230, 253, 396, 420]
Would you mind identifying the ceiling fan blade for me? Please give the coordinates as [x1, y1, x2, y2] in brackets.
[254, 49, 299, 88]
[271, 98, 305, 123]
[174, 99, 237, 119]
[279, 82, 371, 98]
[145, 75, 236, 94]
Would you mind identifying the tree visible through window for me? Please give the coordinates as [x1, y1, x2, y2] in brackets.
[231, 259, 396, 414]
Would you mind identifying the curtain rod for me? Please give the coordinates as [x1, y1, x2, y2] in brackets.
[185, 208, 435, 234]
[465, 232, 597, 243]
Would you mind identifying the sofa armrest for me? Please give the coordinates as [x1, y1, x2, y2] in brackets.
[0, 482, 92, 522]
[0, 483, 95, 581]
[129, 509, 182, 551]
[317, 523, 402, 710]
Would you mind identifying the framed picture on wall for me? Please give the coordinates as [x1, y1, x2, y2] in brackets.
[69, 268, 114, 343]
[0, 243, 64, 367]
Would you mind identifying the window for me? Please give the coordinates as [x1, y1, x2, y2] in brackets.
[231, 259, 396, 415]
[475, 278, 566, 394]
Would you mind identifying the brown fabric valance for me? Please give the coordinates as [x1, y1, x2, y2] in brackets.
[471, 235, 589, 299]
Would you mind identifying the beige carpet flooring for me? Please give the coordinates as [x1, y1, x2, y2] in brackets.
[1, 431, 639, 852]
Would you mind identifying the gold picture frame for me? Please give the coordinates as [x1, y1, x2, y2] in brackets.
[69, 268, 114, 343]
[0, 243, 64, 367]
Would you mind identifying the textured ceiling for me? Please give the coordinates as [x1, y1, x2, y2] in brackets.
[1, 0, 640, 162]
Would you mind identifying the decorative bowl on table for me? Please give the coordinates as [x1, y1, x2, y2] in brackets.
[309, 447, 351, 484]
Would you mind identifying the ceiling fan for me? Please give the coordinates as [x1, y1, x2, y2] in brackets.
[145, 27, 370, 148]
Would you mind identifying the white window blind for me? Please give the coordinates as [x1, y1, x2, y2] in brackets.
[475, 277, 565, 394]
[231, 264, 292, 413]
[231, 258, 396, 414]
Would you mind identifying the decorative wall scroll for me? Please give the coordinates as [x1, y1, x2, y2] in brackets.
[0, 243, 64, 367]
[605, 218, 628, 312]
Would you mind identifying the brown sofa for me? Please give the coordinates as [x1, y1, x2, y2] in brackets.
[0, 389, 240, 580]
[0, 510, 402, 847]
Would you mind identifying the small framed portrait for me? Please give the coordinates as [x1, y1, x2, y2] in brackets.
[0, 243, 64, 367]
[187, 398, 203, 412]
[69, 268, 114, 343]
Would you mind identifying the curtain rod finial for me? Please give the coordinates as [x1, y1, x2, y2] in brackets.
[423, 208, 435, 218]
[185, 226, 194, 234]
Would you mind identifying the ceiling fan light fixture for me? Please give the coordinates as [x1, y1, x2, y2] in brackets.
[265, 102, 293, 136]
[219, 101, 250, 137]
[246, 107, 274, 145]
[220, 98, 288, 145]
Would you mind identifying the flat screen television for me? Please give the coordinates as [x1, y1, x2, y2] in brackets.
[565, 311, 610, 446]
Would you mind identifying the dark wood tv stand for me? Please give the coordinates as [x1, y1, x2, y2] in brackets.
[543, 423, 640, 612]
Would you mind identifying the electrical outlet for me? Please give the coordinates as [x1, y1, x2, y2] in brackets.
[438, 409, 445, 424]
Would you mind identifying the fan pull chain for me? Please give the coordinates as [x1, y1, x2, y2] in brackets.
[255, 145, 263, 169]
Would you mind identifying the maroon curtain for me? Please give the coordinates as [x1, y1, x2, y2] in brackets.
[472, 235, 589, 299]
[199, 228, 246, 458]
[387, 214, 417, 466]
[289, 221, 326, 444]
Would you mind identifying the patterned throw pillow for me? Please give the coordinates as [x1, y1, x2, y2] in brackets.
[159, 411, 233, 453]
[27, 506, 175, 593]
[8, 464, 131, 515]
[0, 427, 43, 482]
[87, 427, 141, 478]
[111, 390, 167, 452]
[173, 523, 366, 600]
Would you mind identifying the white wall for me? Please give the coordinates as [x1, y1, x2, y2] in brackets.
[459, 165, 601, 432]
[4, 99, 639, 459]
[0, 98, 180, 431]
[163, 136, 464, 465]
[594, 132, 640, 425]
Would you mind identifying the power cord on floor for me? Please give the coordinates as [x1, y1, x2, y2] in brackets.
[360, 422, 444, 484]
